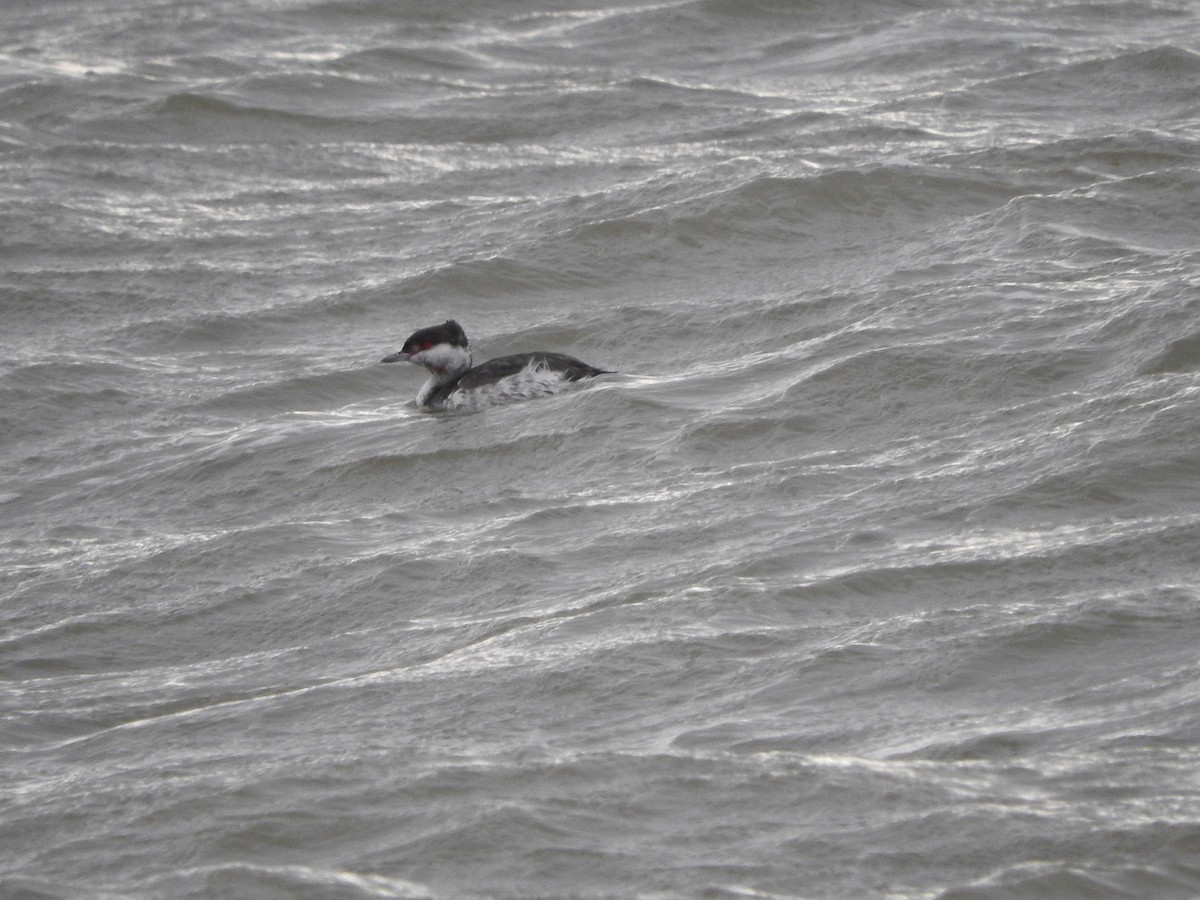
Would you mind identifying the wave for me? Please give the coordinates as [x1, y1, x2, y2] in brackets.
[694, 0, 934, 19]
[954, 45, 1200, 116]
[152, 90, 361, 136]
[165, 864, 435, 900]
[82, 89, 504, 146]
[0, 361, 140, 446]
[953, 130, 1200, 187]
[332, 44, 489, 75]
[942, 863, 1200, 900]
[382, 163, 1017, 306]
[1141, 331, 1200, 375]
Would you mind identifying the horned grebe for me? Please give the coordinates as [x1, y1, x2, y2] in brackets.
[382, 320, 610, 409]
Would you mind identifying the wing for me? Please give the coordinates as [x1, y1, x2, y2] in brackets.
[456, 353, 609, 390]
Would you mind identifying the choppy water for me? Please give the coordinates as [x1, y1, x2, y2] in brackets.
[4, 1, 1200, 897]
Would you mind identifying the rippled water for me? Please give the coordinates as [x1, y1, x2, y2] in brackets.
[4, 1, 1200, 897]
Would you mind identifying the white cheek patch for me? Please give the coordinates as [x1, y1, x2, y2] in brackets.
[416, 343, 470, 375]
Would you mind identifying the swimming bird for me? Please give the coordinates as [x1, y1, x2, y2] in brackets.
[382, 320, 610, 409]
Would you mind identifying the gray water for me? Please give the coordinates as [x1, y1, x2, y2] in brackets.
[4, 1, 1200, 897]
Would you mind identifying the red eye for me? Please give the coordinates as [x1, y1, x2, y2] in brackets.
[421, 341, 433, 350]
